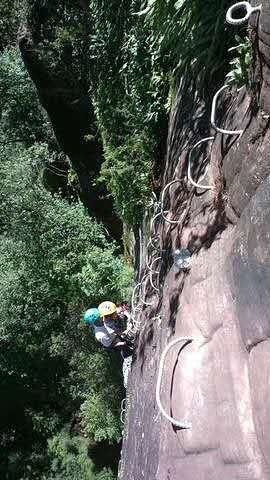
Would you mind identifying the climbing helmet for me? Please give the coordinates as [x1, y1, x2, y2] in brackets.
[98, 301, 117, 317]
[83, 308, 100, 324]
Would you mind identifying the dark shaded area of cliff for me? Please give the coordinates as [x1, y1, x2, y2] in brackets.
[121, 2, 270, 479]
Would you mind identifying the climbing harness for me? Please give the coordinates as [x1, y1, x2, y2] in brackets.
[156, 337, 193, 429]
[226, 1, 261, 25]
[211, 85, 243, 136]
[161, 179, 187, 225]
[188, 137, 214, 190]
[149, 256, 162, 292]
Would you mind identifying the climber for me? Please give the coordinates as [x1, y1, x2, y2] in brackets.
[98, 301, 134, 349]
[116, 302, 131, 325]
[83, 302, 133, 354]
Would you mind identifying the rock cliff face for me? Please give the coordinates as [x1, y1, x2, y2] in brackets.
[122, 3, 270, 479]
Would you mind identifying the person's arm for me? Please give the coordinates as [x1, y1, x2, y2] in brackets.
[94, 329, 118, 348]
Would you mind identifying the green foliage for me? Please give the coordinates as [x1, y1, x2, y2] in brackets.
[47, 431, 95, 479]
[0, 0, 24, 51]
[0, 47, 49, 144]
[25, 0, 92, 92]
[100, 133, 153, 225]
[95, 468, 116, 480]
[226, 35, 252, 87]
[68, 349, 123, 403]
[143, 0, 235, 93]
[89, 0, 238, 224]
[0, 3, 133, 478]
[0, 142, 130, 477]
[81, 391, 122, 443]
[88, 0, 168, 224]
[79, 246, 133, 303]
[47, 429, 116, 479]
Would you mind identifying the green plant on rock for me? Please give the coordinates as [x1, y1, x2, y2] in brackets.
[143, 0, 235, 92]
[88, 0, 239, 225]
[226, 35, 252, 87]
[100, 133, 153, 225]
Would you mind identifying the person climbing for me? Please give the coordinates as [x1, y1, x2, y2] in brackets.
[83, 302, 133, 355]
[116, 302, 132, 325]
[98, 301, 134, 352]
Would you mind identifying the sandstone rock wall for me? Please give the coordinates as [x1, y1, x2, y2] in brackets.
[121, 2, 270, 479]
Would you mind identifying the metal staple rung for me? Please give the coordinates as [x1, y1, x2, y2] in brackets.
[161, 179, 186, 225]
[120, 398, 126, 424]
[226, 1, 261, 25]
[150, 212, 161, 237]
[150, 211, 166, 238]
[149, 256, 162, 292]
[211, 85, 243, 135]
[188, 137, 214, 190]
[148, 236, 160, 251]
[141, 274, 156, 306]
[156, 337, 194, 429]
[146, 241, 160, 271]
[131, 282, 142, 313]
[148, 210, 169, 251]
[147, 249, 160, 274]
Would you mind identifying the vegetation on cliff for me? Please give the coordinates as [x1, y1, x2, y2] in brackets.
[16, 0, 247, 225]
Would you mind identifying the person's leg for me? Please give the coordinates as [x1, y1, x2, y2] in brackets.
[109, 339, 134, 356]
[112, 340, 127, 349]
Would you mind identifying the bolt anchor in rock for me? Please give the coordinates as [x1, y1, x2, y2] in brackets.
[173, 248, 192, 271]
[226, 2, 261, 25]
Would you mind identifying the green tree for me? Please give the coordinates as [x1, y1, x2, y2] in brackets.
[0, 48, 50, 145]
[0, 142, 130, 477]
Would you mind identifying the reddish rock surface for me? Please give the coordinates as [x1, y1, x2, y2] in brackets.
[121, 2, 270, 479]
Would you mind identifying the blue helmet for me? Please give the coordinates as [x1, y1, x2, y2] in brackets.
[83, 308, 100, 325]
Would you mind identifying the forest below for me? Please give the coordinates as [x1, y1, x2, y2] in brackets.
[0, 1, 249, 479]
